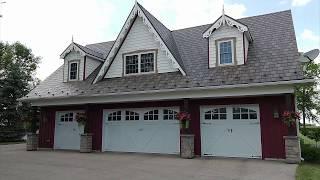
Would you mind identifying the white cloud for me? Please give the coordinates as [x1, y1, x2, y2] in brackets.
[1, 0, 246, 80]
[301, 29, 320, 41]
[140, 0, 246, 29]
[1, 0, 115, 80]
[299, 29, 320, 63]
[280, 0, 288, 5]
[291, 0, 312, 7]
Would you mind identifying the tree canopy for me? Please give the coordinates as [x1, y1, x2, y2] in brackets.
[295, 61, 320, 129]
[0, 42, 40, 129]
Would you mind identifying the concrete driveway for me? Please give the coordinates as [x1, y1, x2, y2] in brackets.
[0, 144, 297, 180]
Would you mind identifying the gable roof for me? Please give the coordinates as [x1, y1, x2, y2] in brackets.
[92, 2, 186, 84]
[22, 10, 308, 102]
[137, 3, 185, 71]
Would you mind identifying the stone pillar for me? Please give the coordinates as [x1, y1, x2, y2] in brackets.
[180, 134, 194, 159]
[284, 136, 301, 163]
[80, 134, 92, 153]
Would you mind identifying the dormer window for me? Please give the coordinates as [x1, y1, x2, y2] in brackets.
[124, 51, 155, 75]
[69, 61, 79, 81]
[218, 40, 234, 66]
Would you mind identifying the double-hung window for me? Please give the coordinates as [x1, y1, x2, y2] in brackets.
[125, 51, 155, 75]
[69, 61, 79, 80]
[218, 40, 234, 65]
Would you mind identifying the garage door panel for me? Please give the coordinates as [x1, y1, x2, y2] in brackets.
[201, 105, 262, 158]
[103, 107, 180, 154]
[54, 111, 83, 150]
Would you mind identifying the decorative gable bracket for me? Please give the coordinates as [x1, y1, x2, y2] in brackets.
[203, 14, 253, 42]
[93, 2, 186, 84]
[60, 42, 104, 61]
[60, 43, 86, 59]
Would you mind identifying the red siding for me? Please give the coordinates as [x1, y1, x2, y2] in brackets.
[38, 94, 295, 159]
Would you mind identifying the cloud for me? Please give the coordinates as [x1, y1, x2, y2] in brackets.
[298, 29, 320, 63]
[291, 0, 312, 7]
[2, 0, 247, 80]
[140, 0, 246, 29]
[1, 0, 115, 80]
[301, 29, 320, 41]
[279, 0, 288, 5]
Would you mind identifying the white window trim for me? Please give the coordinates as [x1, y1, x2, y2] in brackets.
[217, 40, 235, 66]
[69, 61, 79, 81]
[124, 51, 156, 76]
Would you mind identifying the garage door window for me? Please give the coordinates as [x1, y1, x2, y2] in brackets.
[108, 111, 122, 121]
[144, 110, 159, 120]
[163, 109, 177, 120]
[60, 112, 73, 122]
[233, 107, 257, 120]
[125, 111, 139, 121]
[204, 108, 227, 120]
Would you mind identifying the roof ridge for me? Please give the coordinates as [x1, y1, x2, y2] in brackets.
[238, 9, 291, 20]
[171, 10, 291, 32]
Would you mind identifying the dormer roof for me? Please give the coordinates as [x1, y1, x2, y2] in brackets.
[203, 13, 253, 42]
[60, 42, 105, 61]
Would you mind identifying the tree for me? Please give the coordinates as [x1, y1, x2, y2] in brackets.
[295, 61, 320, 130]
[0, 42, 40, 130]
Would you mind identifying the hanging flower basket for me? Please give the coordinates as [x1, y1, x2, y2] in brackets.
[282, 111, 299, 136]
[176, 111, 191, 129]
[281, 111, 299, 127]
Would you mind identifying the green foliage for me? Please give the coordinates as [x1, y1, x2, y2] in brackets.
[296, 163, 320, 180]
[301, 142, 320, 162]
[301, 127, 320, 143]
[0, 42, 40, 130]
[295, 61, 320, 129]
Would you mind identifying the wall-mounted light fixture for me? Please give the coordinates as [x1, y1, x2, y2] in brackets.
[273, 108, 279, 119]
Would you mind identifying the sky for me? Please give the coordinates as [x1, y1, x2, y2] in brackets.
[0, 0, 319, 80]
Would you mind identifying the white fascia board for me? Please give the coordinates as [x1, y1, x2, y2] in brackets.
[60, 43, 86, 59]
[29, 81, 304, 107]
[60, 43, 104, 61]
[203, 15, 251, 41]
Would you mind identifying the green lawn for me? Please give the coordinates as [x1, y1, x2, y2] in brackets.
[296, 163, 320, 180]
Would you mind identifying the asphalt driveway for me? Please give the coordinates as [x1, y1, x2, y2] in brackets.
[0, 144, 297, 180]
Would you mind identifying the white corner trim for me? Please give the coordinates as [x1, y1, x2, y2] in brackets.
[26, 79, 315, 106]
[203, 14, 249, 38]
[93, 3, 186, 84]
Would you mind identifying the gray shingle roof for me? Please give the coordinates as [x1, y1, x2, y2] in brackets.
[85, 41, 114, 59]
[73, 42, 105, 60]
[23, 10, 305, 101]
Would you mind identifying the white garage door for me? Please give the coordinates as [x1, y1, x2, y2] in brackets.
[201, 105, 262, 158]
[102, 107, 180, 154]
[54, 111, 83, 150]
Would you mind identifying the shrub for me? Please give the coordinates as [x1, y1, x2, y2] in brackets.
[301, 142, 320, 162]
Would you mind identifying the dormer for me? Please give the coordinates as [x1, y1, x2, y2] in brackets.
[60, 42, 104, 82]
[203, 11, 253, 68]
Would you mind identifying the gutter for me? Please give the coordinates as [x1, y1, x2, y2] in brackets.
[20, 78, 315, 102]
